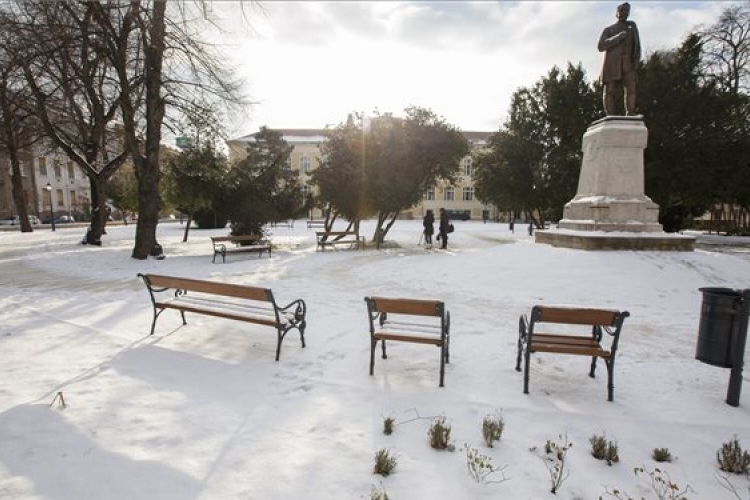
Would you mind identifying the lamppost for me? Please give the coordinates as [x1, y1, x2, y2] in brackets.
[45, 183, 55, 232]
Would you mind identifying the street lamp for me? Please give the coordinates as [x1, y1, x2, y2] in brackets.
[45, 183, 55, 232]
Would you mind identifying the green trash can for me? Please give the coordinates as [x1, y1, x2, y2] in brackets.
[695, 287, 743, 368]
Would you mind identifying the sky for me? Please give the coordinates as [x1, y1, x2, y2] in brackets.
[1, 221, 750, 498]
[205, 1, 731, 138]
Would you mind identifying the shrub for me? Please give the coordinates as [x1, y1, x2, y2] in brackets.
[428, 417, 452, 450]
[591, 433, 620, 466]
[600, 466, 692, 500]
[370, 485, 389, 500]
[541, 433, 572, 494]
[717, 436, 750, 474]
[652, 448, 673, 463]
[462, 443, 509, 484]
[482, 411, 505, 448]
[383, 417, 395, 436]
[373, 449, 397, 476]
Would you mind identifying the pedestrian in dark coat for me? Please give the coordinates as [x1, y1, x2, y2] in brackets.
[438, 208, 450, 250]
[422, 210, 435, 246]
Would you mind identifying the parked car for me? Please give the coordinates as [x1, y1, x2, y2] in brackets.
[444, 209, 471, 221]
[12, 215, 40, 225]
[0, 215, 40, 225]
[41, 216, 76, 225]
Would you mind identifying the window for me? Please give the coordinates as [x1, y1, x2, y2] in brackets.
[38, 157, 47, 176]
[424, 188, 435, 201]
[70, 190, 77, 207]
[300, 156, 311, 174]
[42, 190, 51, 206]
[56, 189, 64, 207]
[462, 157, 473, 176]
[462, 187, 474, 201]
[68, 162, 75, 180]
[444, 187, 454, 201]
[54, 164, 62, 178]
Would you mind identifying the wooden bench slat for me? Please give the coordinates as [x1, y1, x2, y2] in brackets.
[223, 245, 271, 253]
[536, 306, 619, 326]
[369, 297, 442, 317]
[531, 334, 600, 346]
[530, 344, 610, 357]
[146, 274, 270, 301]
[157, 302, 278, 327]
[373, 333, 443, 345]
[211, 235, 264, 243]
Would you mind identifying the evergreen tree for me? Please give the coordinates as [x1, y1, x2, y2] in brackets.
[226, 127, 303, 237]
[474, 63, 598, 225]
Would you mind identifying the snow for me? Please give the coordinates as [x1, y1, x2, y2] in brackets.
[1, 220, 750, 499]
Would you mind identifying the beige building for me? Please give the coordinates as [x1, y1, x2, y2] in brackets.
[227, 128, 497, 221]
[0, 144, 92, 221]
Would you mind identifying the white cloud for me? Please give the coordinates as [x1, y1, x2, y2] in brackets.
[209, 1, 733, 135]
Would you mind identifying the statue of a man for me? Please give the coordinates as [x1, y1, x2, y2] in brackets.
[598, 2, 641, 116]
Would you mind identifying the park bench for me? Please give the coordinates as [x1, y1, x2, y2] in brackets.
[271, 219, 295, 229]
[516, 305, 629, 401]
[315, 231, 365, 251]
[364, 296, 451, 387]
[138, 273, 307, 361]
[306, 219, 327, 230]
[210, 234, 272, 263]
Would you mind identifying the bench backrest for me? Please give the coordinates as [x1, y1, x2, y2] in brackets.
[316, 231, 357, 237]
[140, 273, 272, 302]
[532, 305, 623, 326]
[365, 296, 444, 317]
[211, 234, 264, 243]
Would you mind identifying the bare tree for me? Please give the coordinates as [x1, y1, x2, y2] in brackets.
[92, 0, 246, 258]
[0, 10, 43, 233]
[11, 0, 130, 244]
[700, 3, 750, 94]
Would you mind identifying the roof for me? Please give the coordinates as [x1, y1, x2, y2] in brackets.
[229, 128, 493, 146]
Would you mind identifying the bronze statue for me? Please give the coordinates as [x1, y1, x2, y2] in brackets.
[598, 2, 641, 116]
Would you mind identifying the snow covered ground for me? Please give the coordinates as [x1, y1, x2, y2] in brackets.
[1, 219, 749, 499]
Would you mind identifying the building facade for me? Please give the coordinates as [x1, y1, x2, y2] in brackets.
[227, 128, 497, 221]
[0, 144, 92, 221]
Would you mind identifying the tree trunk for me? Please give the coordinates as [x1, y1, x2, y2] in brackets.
[132, 0, 167, 260]
[8, 151, 32, 233]
[0, 80, 32, 233]
[85, 177, 107, 245]
[183, 211, 192, 242]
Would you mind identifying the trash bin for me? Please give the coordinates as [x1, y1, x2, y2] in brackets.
[695, 288, 743, 368]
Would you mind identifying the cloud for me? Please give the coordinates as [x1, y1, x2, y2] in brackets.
[215, 1, 734, 134]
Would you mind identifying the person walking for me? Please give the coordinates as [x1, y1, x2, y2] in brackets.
[438, 208, 450, 250]
[422, 210, 435, 248]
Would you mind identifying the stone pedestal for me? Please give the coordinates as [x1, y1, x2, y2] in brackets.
[536, 116, 694, 251]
